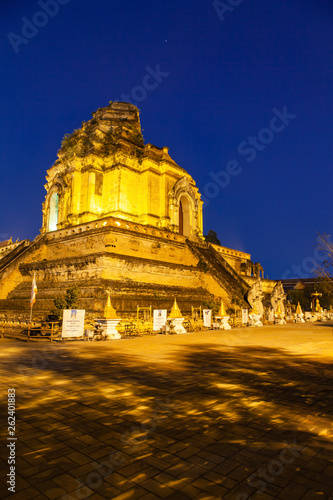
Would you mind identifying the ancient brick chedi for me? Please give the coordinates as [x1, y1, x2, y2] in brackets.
[0, 102, 275, 320]
[42, 102, 203, 239]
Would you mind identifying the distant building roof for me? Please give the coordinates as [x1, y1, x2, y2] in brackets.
[280, 277, 330, 292]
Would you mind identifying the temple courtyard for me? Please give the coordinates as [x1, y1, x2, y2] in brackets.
[1, 323, 333, 500]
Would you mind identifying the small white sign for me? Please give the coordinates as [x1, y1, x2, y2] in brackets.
[203, 309, 212, 328]
[242, 309, 249, 324]
[153, 310, 167, 331]
[62, 309, 85, 338]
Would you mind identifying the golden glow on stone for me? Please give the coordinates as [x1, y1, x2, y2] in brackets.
[41, 102, 203, 241]
[296, 302, 302, 315]
[104, 293, 118, 319]
[250, 304, 259, 315]
[169, 298, 182, 318]
[218, 300, 228, 317]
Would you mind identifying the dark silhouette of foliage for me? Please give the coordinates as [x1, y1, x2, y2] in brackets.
[204, 230, 221, 245]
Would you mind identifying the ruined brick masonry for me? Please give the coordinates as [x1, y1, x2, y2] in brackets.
[0, 102, 275, 319]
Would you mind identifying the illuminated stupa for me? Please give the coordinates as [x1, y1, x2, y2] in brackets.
[42, 102, 203, 240]
[0, 102, 275, 320]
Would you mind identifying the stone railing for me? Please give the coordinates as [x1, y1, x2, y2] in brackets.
[211, 243, 251, 260]
[47, 215, 187, 244]
[0, 240, 27, 258]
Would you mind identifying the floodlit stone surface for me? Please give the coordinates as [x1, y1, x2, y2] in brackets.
[0, 102, 273, 320]
[42, 102, 203, 238]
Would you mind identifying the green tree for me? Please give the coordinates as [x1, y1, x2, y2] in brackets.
[315, 233, 333, 283]
[288, 287, 311, 311]
[51, 286, 80, 320]
[203, 298, 220, 316]
[288, 281, 333, 311]
[204, 230, 221, 245]
[288, 234, 333, 311]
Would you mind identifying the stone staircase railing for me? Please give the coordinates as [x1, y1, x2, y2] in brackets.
[187, 239, 249, 304]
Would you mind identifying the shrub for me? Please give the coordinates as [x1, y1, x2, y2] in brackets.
[50, 286, 80, 320]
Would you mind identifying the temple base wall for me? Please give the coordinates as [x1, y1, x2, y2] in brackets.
[0, 217, 233, 320]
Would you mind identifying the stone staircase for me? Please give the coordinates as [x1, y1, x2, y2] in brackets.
[0, 236, 47, 277]
[0, 240, 30, 273]
[187, 239, 250, 305]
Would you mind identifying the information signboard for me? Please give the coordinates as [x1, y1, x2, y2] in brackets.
[153, 310, 167, 331]
[62, 309, 85, 338]
[203, 309, 212, 328]
[242, 309, 249, 324]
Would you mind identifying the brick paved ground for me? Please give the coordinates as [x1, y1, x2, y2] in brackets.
[1, 323, 333, 500]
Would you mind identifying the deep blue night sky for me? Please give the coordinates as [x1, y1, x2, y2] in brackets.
[1, 0, 332, 279]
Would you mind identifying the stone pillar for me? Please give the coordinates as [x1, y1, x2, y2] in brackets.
[71, 171, 81, 218]
[86, 172, 95, 213]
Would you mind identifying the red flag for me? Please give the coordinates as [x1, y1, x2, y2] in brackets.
[30, 273, 37, 308]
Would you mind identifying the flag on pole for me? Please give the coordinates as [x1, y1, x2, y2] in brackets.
[30, 273, 37, 308]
